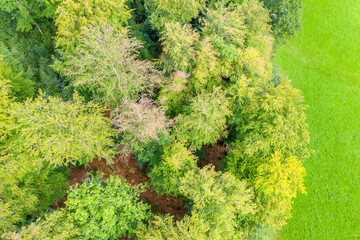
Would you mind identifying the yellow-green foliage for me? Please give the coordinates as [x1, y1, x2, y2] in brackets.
[227, 77, 310, 165]
[191, 37, 221, 92]
[226, 76, 310, 228]
[175, 88, 231, 150]
[0, 76, 12, 142]
[160, 22, 200, 72]
[2, 210, 78, 240]
[201, 1, 273, 79]
[55, 0, 131, 55]
[61, 23, 162, 106]
[137, 214, 210, 239]
[254, 151, 306, 226]
[10, 91, 115, 167]
[0, 150, 69, 232]
[179, 166, 256, 238]
[149, 142, 198, 196]
[145, 0, 205, 31]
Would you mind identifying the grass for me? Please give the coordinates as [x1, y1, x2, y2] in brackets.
[274, 0, 360, 239]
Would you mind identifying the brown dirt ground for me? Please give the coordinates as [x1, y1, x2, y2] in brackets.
[52, 143, 228, 239]
[53, 151, 188, 221]
[197, 143, 229, 171]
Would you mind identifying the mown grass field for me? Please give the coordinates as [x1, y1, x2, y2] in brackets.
[274, 0, 360, 239]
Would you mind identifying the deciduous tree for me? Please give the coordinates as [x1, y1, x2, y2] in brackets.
[10, 91, 115, 167]
[61, 23, 162, 106]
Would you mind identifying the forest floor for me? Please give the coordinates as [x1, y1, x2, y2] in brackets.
[53, 144, 227, 223]
[274, 0, 360, 239]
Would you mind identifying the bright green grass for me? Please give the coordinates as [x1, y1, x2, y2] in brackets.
[274, 0, 360, 239]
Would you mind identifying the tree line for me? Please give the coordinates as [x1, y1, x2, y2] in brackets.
[0, 0, 306, 239]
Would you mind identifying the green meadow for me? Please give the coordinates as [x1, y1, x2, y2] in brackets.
[274, 0, 360, 239]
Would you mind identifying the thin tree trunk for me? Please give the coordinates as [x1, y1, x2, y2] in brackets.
[17, 0, 44, 35]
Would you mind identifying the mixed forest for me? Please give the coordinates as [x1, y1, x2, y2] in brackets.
[0, 0, 309, 239]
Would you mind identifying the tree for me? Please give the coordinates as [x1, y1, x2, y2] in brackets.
[61, 23, 162, 106]
[136, 214, 210, 239]
[254, 151, 306, 226]
[0, 56, 35, 101]
[149, 142, 198, 196]
[201, 1, 273, 79]
[160, 22, 200, 72]
[0, 77, 69, 232]
[0, 76, 13, 141]
[175, 88, 231, 150]
[0, 0, 59, 33]
[54, 0, 131, 55]
[226, 77, 310, 175]
[261, 0, 302, 38]
[225, 77, 310, 228]
[111, 97, 172, 153]
[0, 12, 67, 99]
[66, 174, 152, 239]
[179, 166, 256, 238]
[145, 0, 205, 31]
[0, 151, 69, 232]
[2, 210, 78, 240]
[10, 91, 115, 167]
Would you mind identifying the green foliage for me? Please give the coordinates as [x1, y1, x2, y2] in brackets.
[0, 153, 69, 232]
[0, 0, 59, 32]
[66, 174, 152, 239]
[136, 214, 210, 239]
[202, 1, 273, 79]
[54, 0, 131, 55]
[61, 23, 162, 106]
[225, 77, 309, 228]
[149, 142, 198, 196]
[111, 97, 172, 152]
[226, 77, 310, 171]
[0, 78, 69, 232]
[0, 56, 35, 101]
[2, 210, 78, 240]
[160, 22, 200, 72]
[175, 88, 231, 150]
[0, 77, 13, 141]
[179, 166, 255, 238]
[145, 0, 205, 31]
[158, 70, 191, 117]
[261, 0, 302, 38]
[10, 91, 115, 167]
[134, 132, 173, 170]
[0, 13, 65, 99]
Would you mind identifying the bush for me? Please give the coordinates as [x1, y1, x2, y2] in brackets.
[66, 174, 152, 239]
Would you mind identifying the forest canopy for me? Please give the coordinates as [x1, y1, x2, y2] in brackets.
[0, 0, 307, 239]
